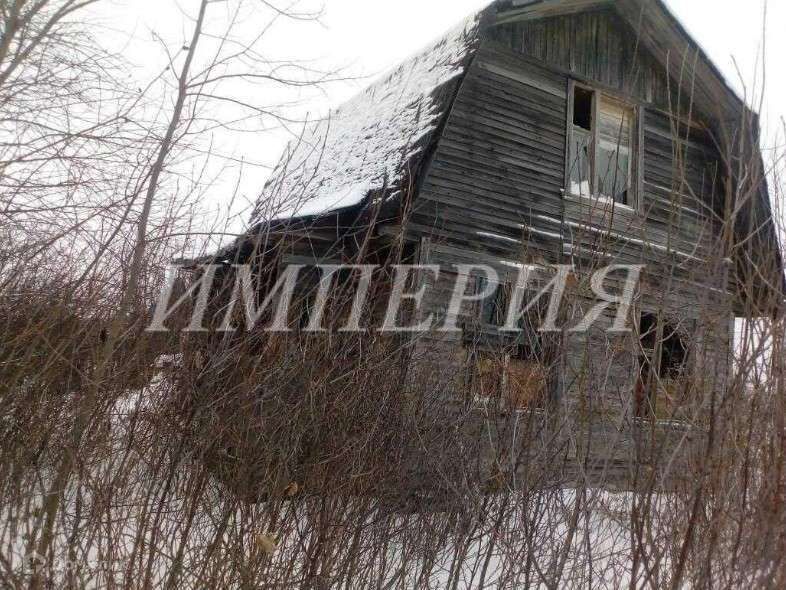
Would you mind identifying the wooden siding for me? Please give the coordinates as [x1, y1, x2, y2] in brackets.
[402, 11, 734, 486]
[490, 9, 672, 107]
[409, 42, 568, 265]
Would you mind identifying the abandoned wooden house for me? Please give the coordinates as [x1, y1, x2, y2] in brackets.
[186, 0, 783, 500]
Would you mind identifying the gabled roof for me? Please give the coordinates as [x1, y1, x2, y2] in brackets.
[247, 0, 759, 228]
[248, 6, 492, 228]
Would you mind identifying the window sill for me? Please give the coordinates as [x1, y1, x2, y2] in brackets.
[562, 189, 637, 214]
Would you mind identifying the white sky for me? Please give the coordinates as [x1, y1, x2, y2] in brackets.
[87, 0, 785, 238]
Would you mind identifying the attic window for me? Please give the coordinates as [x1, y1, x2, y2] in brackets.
[573, 87, 593, 131]
[568, 83, 638, 208]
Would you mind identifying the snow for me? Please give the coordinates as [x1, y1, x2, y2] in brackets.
[562, 218, 705, 263]
[476, 231, 522, 244]
[569, 181, 617, 206]
[250, 9, 487, 225]
[569, 181, 592, 198]
[270, 183, 373, 221]
[527, 226, 564, 241]
[154, 353, 182, 369]
[528, 211, 706, 263]
[248, 0, 749, 228]
[499, 259, 542, 271]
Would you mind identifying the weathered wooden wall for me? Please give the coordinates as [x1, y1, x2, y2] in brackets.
[491, 8, 671, 107]
[405, 8, 734, 487]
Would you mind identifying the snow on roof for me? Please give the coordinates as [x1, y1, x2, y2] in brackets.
[246, 0, 750, 229]
[249, 8, 488, 226]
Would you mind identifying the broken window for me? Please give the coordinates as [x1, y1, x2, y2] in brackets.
[636, 312, 692, 420]
[568, 84, 636, 207]
[569, 86, 594, 197]
[469, 350, 506, 400]
[506, 353, 549, 410]
[477, 277, 511, 327]
[467, 306, 551, 411]
[596, 99, 633, 204]
[468, 347, 549, 411]
[573, 86, 594, 130]
[507, 312, 550, 410]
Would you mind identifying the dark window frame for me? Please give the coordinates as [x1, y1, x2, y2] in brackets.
[476, 276, 512, 328]
[635, 311, 693, 420]
[566, 80, 642, 211]
[465, 346, 551, 412]
[464, 279, 555, 412]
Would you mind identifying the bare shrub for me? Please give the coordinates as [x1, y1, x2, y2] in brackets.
[0, 1, 785, 589]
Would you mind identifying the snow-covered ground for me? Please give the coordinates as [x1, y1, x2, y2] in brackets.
[2, 364, 684, 589]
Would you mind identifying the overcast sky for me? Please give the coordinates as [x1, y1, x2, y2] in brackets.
[88, 0, 785, 237]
